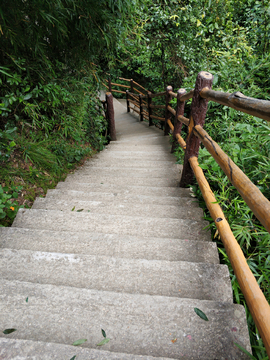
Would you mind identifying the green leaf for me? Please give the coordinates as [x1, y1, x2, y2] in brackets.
[9, 141, 16, 147]
[70, 356, 76, 360]
[97, 338, 110, 346]
[102, 329, 106, 338]
[233, 342, 256, 359]
[3, 328, 17, 334]
[194, 308, 209, 321]
[76, 209, 84, 212]
[71, 206, 75, 211]
[26, 297, 28, 302]
[23, 93, 32, 101]
[72, 338, 87, 346]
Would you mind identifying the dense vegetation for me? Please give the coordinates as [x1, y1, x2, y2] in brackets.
[1, 0, 269, 358]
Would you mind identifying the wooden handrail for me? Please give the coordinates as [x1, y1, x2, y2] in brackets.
[150, 115, 165, 121]
[189, 156, 270, 356]
[134, 87, 145, 95]
[110, 82, 131, 89]
[111, 89, 126, 94]
[200, 87, 270, 122]
[150, 104, 166, 109]
[133, 80, 148, 92]
[118, 77, 131, 82]
[193, 124, 270, 233]
[150, 91, 166, 98]
[108, 72, 270, 355]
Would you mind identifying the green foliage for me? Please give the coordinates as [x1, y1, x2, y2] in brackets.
[0, 184, 23, 225]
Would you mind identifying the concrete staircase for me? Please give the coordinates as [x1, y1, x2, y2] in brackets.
[0, 96, 251, 359]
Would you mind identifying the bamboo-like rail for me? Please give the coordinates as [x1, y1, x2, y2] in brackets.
[110, 82, 130, 89]
[189, 156, 270, 356]
[193, 124, 270, 233]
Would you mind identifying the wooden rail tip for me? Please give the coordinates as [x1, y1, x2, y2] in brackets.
[178, 88, 187, 95]
[200, 71, 213, 80]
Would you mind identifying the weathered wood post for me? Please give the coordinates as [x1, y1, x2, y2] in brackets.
[180, 71, 213, 187]
[139, 94, 143, 122]
[171, 88, 187, 153]
[106, 92, 117, 141]
[126, 90, 130, 113]
[108, 77, 112, 92]
[164, 86, 173, 135]
[148, 92, 153, 126]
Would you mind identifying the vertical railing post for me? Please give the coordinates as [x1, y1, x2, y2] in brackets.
[126, 90, 130, 113]
[108, 77, 112, 92]
[171, 88, 187, 153]
[106, 92, 117, 141]
[139, 94, 143, 122]
[180, 71, 213, 187]
[148, 92, 153, 126]
[130, 79, 134, 93]
[164, 85, 173, 135]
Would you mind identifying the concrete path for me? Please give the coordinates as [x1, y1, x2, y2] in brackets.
[0, 94, 251, 359]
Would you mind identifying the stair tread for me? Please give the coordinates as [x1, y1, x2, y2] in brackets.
[56, 182, 192, 197]
[32, 197, 203, 220]
[0, 248, 232, 301]
[0, 279, 250, 359]
[0, 338, 176, 360]
[46, 189, 195, 207]
[12, 208, 211, 241]
[0, 227, 219, 262]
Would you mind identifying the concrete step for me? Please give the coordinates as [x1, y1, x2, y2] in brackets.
[66, 166, 181, 179]
[0, 227, 219, 263]
[83, 159, 177, 169]
[12, 209, 211, 241]
[0, 279, 251, 359]
[0, 338, 176, 360]
[45, 189, 194, 207]
[56, 182, 192, 197]
[0, 248, 232, 301]
[64, 175, 180, 187]
[92, 150, 176, 161]
[105, 144, 171, 151]
[32, 197, 203, 221]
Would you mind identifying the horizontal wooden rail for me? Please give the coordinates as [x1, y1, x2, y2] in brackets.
[111, 89, 126, 94]
[127, 92, 140, 102]
[178, 114, 189, 126]
[167, 119, 174, 131]
[133, 81, 148, 92]
[129, 100, 140, 109]
[193, 124, 270, 233]
[181, 89, 195, 101]
[200, 87, 270, 122]
[167, 105, 176, 116]
[110, 82, 130, 89]
[189, 156, 270, 356]
[102, 83, 109, 89]
[129, 106, 141, 115]
[150, 115, 165, 121]
[118, 77, 130, 82]
[127, 91, 140, 98]
[169, 91, 177, 98]
[134, 88, 145, 95]
[176, 134, 186, 150]
[150, 104, 166, 109]
[150, 91, 166, 99]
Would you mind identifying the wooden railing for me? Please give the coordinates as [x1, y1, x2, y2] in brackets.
[103, 71, 270, 356]
[101, 92, 116, 141]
